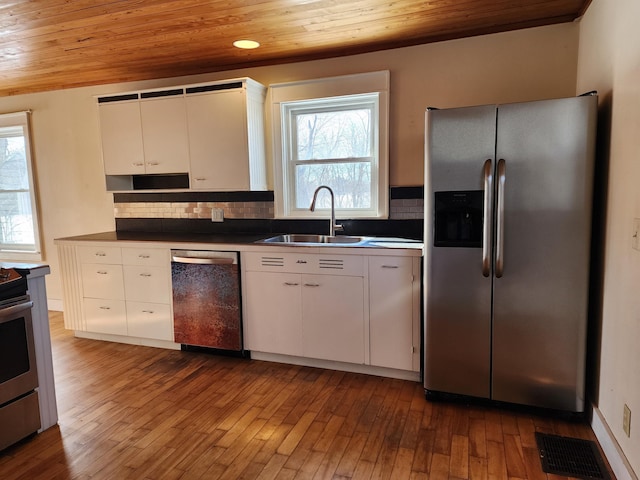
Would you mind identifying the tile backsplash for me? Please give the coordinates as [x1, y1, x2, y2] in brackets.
[113, 187, 423, 221]
[114, 201, 274, 219]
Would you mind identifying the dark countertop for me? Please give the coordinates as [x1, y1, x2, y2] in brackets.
[55, 231, 424, 252]
[56, 231, 269, 245]
[0, 262, 50, 278]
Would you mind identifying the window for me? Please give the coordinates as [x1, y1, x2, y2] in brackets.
[0, 111, 41, 260]
[272, 71, 389, 219]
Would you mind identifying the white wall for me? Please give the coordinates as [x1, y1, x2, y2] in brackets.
[0, 23, 579, 308]
[577, 0, 640, 476]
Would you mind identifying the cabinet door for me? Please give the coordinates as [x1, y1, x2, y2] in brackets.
[123, 265, 171, 304]
[243, 271, 303, 356]
[186, 90, 250, 190]
[302, 275, 365, 364]
[77, 245, 122, 265]
[84, 298, 127, 336]
[81, 263, 125, 300]
[121, 247, 170, 267]
[369, 256, 416, 371]
[126, 302, 172, 341]
[98, 101, 145, 175]
[140, 96, 190, 174]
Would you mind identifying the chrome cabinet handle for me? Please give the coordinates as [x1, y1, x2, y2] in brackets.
[146, 161, 160, 166]
[296, 260, 307, 264]
[194, 177, 206, 181]
[142, 310, 154, 314]
[303, 283, 320, 287]
[283, 282, 299, 286]
[97, 271, 108, 275]
[132, 162, 144, 167]
[99, 306, 110, 310]
[495, 159, 506, 278]
[139, 273, 152, 277]
[138, 254, 150, 259]
[381, 265, 399, 269]
[95, 252, 107, 257]
[482, 159, 493, 278]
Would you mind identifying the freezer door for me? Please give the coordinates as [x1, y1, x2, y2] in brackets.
[424, 105, 496, 398]
[492, 95, 597, 411]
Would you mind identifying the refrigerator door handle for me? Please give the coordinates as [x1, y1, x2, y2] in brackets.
[482, 159, 493, 277]
[495, 159, 506, 278]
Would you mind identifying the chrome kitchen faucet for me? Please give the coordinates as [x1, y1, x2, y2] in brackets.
[309, 185, 343, 236]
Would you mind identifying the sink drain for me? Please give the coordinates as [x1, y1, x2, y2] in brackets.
[535, 432, 609, 479]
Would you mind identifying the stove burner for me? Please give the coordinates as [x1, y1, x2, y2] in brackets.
[0, 268, 28, 304]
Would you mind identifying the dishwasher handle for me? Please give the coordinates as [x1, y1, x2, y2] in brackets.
[171, 250, 238, 265]
[172, 255, 235, 265]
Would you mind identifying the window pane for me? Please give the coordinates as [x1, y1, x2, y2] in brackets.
[0, 135, 29, 190]
[295, 162, 371, 209]
[0, 191, 35, 246]
[295, 108, 371, 161]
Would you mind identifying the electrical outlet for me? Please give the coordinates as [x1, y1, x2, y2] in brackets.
[211, 208, 224, 222]
[623, 404, 631, 437]
[633, 218, 640, 251]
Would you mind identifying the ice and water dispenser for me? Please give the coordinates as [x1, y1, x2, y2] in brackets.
[433, 191, 484, 248]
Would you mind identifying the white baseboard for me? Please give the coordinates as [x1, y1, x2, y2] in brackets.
[250, 351, 421, 382]
[591, 404, 638, 480]
[47, 298, 63, 312]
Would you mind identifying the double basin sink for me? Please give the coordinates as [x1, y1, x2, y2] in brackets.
[257, 234, 368, 246]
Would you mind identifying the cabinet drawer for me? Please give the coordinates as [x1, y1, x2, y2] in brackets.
[78, 245, 122, 264]
[84, 298, 127, 336]
[123, 265, 171, 304]
[122, 247, 170, 267]
[243, 252, 364, 276]
[81, 264, 125, 300]
[126, 302, 172, 341]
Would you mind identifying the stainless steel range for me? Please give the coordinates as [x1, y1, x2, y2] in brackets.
[0, 267, 40, 451]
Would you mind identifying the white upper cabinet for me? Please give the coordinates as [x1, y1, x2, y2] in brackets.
[97, 78, 267, 191]
[98, 98, 145, 175]
[187, 83, 266, 191]
[139, 93, 190, 174]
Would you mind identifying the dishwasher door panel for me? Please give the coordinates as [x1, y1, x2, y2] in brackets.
[172, 255, 242, 351]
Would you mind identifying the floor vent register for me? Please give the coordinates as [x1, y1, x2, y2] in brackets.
[535, 432, 610, 480]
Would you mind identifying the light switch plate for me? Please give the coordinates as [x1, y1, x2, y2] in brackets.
[633, 218, 640, 251]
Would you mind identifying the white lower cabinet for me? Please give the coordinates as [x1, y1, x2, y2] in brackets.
[243, 250, 420, 375]
[58, 239, 422, 377]
[84, 298, 127, 336]
[126, 302, 172, 341]
[243, 272, 303, 356]
[244, 270, 365, 363]
[80, 263, 124, 300]
[301, 274, 364, 364]
[369, 256, 421, 372]
[67, 244, 174, 343]
[123, 265, 171, 304]
[243, 252, 366, 364]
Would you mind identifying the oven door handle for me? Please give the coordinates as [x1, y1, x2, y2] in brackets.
[171, 256, 235, 265]
[0, 301, 34, 322]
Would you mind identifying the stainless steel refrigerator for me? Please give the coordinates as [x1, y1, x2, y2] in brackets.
[423, 94, 597, 412]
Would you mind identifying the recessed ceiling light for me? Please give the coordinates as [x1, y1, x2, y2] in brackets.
[233, 40, 260, 49]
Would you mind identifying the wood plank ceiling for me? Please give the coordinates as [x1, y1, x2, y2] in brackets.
[0, 0, 591, 97]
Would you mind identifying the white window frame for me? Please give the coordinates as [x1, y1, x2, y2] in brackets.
[271, 71, 389, 219]
[0, 111, 42, 261]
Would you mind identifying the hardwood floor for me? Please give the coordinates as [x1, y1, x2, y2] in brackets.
[0, 311, 611, 479]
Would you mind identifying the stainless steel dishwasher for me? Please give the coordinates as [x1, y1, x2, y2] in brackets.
[171, 250, 244, 355]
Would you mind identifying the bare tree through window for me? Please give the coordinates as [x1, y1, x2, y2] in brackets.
[292, 106, 374, 210]
[0, 123, 37, 251]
